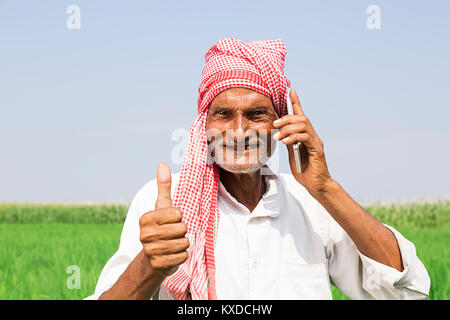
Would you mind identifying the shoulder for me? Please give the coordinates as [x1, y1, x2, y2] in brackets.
[276, 173, 317, 208]
[275, 172, 339, 240]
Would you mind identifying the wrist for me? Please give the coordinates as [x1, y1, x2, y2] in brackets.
[136, 251, 167, 299]
[309, 177, 340, 201]
[99, 250, 163, 300]
[139, 250, 165, 285]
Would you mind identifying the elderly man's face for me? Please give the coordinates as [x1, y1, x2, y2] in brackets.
[206, 87, 279, 174]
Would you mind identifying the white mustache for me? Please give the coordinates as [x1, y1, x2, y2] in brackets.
[213, 138, 264, 149]
[206, 129, 273, 148]
[205, 129, 277, 166]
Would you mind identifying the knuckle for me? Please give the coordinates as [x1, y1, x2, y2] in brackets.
[180, 223, 188, 235]
[300, 122, 308, 130]
[140, 227, 160, 243]
[138, 213, 149, 228]
[144, 244, 155, 257]
[161, 258, 173, 270]
[283, 115, 293, 122]
[286, 124, 296, 133]
[150, 256, 165, 269]
[139, 211, 156, 226]
[181, 237, 190, 249]
[148, 245, 157, 256]
[157, 247, 170, 256]
[173, 207, 183, 219]
[180, 251, 189, 262]
[298, 115, 308, 123]
[280, 115, 289, 122]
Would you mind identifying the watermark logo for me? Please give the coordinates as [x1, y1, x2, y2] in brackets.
[66, 5, 81, 30]
[366, 5, 381, 30]
[171, 128, 189, 166]
[66, 265, 81, 290]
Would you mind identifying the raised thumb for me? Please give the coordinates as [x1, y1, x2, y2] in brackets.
[155, 162, 172, 209]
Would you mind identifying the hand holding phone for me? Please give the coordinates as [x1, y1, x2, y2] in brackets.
[286, 90, 302, 173]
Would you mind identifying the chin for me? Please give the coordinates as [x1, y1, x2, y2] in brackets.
[216, 162, 266, 174]
[215, 150, 270, 174]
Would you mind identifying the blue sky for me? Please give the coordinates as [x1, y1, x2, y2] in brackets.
[0, 0, 449, 204]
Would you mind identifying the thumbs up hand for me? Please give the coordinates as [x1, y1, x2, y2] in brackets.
[155, 161, 173, 210]
[139, 162, 189, 280]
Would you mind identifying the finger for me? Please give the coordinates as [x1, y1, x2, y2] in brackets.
[282, 133, 313, 147]
[140, 222, 188, 242]
[156, 162, 172, 210]
[290, 88, 305, 116]
[272, 123, 308, 141]
[273, 108, 320, 142]
[272, 114, 308, 128]
[140, 207, 183, 226]
[144, 237, 190, 256]
[150, 251, 189, 270]
[156, 222, 188, 240]
[282, 132, 321, 152]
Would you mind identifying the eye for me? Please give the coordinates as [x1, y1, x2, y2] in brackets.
[214, 109, 232, 117]
[248, 109, 268, 119]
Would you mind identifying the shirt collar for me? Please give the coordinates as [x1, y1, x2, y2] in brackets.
[217, 165, 282, 218]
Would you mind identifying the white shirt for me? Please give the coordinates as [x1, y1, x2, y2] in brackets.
[86, 169, 430, 300]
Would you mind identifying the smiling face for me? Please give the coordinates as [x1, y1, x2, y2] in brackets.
[205, 87, 279, 174]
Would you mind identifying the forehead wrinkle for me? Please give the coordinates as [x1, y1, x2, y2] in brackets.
[210, 90, 273, 112]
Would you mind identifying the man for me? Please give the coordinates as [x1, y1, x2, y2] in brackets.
[86, 38, 430, 300]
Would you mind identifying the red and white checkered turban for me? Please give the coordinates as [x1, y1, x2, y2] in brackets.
[161, 38, 290, 300]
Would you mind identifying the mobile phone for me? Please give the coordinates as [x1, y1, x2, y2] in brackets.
[286, 90, 302, 173]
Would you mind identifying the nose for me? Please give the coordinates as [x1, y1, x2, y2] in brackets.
[232, 114, 248, 142]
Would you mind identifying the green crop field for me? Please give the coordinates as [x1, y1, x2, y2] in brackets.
[0, 201, 448, 300]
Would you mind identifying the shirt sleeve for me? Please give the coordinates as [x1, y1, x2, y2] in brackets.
[319, 204, 431, 300]
[84, 179, 158, 300]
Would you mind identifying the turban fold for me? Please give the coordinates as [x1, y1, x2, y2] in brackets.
[161, 38, 290, 300]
